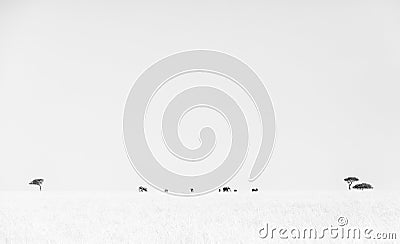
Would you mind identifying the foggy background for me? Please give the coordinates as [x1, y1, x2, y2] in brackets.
[1, 0, 399, 191]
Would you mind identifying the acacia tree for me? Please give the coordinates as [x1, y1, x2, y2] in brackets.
[353, 183, 373, 190]
[29, 179, 44, 191]
[344, 177, 359, 190]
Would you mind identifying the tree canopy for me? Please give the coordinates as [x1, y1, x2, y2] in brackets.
[352, 183, 373, 190]
[29, 179, 44, 185]
[344, 177, 359, 182]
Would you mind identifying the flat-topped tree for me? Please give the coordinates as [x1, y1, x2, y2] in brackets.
[29, 179, 44, 191]
[344, 177, 359, 190]
[353, 183, 373, 190]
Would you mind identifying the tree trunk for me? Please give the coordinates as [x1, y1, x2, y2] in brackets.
[39, 185, 42, 191]
[348, 182, 352, 190]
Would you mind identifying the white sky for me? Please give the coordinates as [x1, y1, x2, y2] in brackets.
[1, 0, 399, 191]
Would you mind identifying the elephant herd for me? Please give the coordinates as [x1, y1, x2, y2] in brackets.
[138, 186, 259, 193]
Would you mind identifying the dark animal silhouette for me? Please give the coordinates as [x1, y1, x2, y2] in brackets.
[352, 183, 373, 190]
[219, 189, 221, 192]
[252, 188, 258, 192]
[222, 187, 231, 192]
[233, 189, 237, 192]
[29, 179, 44, 191]
[164, 189, 168, 193]
[138, 186, 147, 192]
[190, 188, 194, 193]
[344, 177, 359, 190]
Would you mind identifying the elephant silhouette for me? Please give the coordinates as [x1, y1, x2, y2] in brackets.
[223, 187, 231, 192]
